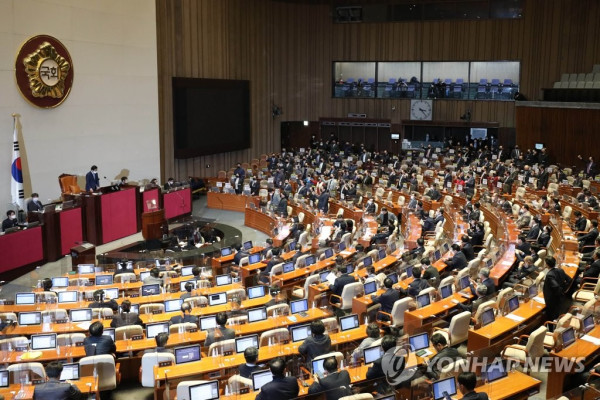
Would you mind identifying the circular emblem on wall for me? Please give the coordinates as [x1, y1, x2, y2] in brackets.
[15, 35, 74, 108]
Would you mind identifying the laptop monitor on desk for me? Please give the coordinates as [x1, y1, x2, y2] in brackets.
[95, 275, 113, 286]
[433, 377, 457, 400]
[141, 284, 160, 296]
[409, 332, 429, 352]
[199, 316, 217, 331]
[247, 286, 265, 299]
[180, 266, 194, 276]
[290, 324, 311, 342]
[507, 295, 519, 313]
[339, 314, 359, 332]
[59, 363, 80, 381]
[189, 380, 219, 400]
[16, 292, 36, 305]
[363, 345, 383, 364]
[165, 299, 183, 313]
[69, 308, 92, 323]
[562, 327, 576, 348]
[51, 277, 69, 288]
[248, 253, 261, 265]
[146, 322, 169, 339]
[251, 370, 273, 392]
[363, 256, 373, 267]
[481, 308, 495, 327]
[31, 333, 57, 350]
[364, 281, 377, 295]
[220, 247, 232, 257]
[439, 285, 453, 299]
[243, 241, 253, 250]
[216, 274, 232, 286]
[235, 335, 259, 353]
[247, 307, 267, 323]
[175, 345, 201, 364]
[58, 291, 78, 304]
[482, 361, 507, 383]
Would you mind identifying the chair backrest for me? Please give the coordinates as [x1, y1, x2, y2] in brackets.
[496, 287, 514, 312]
[313, 351, 344, 365]
[259, 328, 290, 347]
[80, 354, 117, 391]
[298, 212, 305, 223]
[322, 317, 339, 333]
[114, 273, 137, 283]
[526, 325, 547, 359]
[184, 296, 208, 308]
[267, 303, 290, 317]
[474, 300, 497, 324]
[447, 311, 471, 345]
[7, 362, 46, 383]
[390, 297, 412, 327]
[302, 275, 320, 298]
[115, 325, 144, 341]
[170, 322, 198, 334]
[177, 380, 210, 400]
[55, 333, 86, 347]
[238, 257, 249, 267]
[339, 282, 364, 309]
[207, 339, 236, 357]
[269, 263, 284, 278]
[228, 375, 252, 392]
[339, 394, 375, 400]
[139, 303, 165, 315]
[91, 308, 114, 319]
[140, 352, 176, 387]
[227, 288, 247, 301]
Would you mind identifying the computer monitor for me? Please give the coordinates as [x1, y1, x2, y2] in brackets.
[562, 327, 576, 348]
[433, 250, 441, 261]
[387, 272, 398, 284]
[248, 253, 261, 265]
[305, 255, 316, 266]
[346, 265, 354, 274]
[58, 291, 78, 303]
[251, 370, 273, 391]
[181, 266, 195, 276]
[31, 333, 57, 350]
[247, 286, 265, 300]
[103, 288, 119, 300]
[507, 295, 519, 313]
[409, 332, 429, 351]
[338, 242, 346, 251]
[363, 345, 383, 364]
[0, 370, 7, 388]
[199, 316, 217, 331]
[235, 335, 259, 353]
[175, 345, 201, 364]
[389, 242, 396, 252]
[583, 315, 595, 334]
[483, 362, 507, 383]
[243, 241, 253, 250]
[432, 377, 457, 400]
[165, 299, 183, 313]
[59, 363, 80, 381]
[439, 285, 452, 299]
[103, 328, 115, 342]
[291, 324, 311, 342]
[406, 266, 413, 278]
[220, 247, 232, 257]
[290, 299, 308, 314]
[339, 314, 359, 332]
[459, 275, 470, 290]
[528, 284, 538, 298]
[216, 274, 232, 286]
[77, 264, 95, 274]
[283, 262, 295, 273]
[180, 280, 195, 291]
[69, 309, 92, 323]
[312, 358, 326, 375]
[481, 308, 495, 327]
[16, 292, 36, 305]
[324, 248, 334, 259]
[442, 243, 450, 253]
[141, 284, 161, 296]
[363, 256, 373, 267]
[189, 380, 219, 400]
[51, 277, 69, 288]
[486, 258, 493, 268]
[364, 281, 377, 295]
[95, 275, 113, 286]
[18, 311, 41, 326]
[378, 248, 387, 261]
[319, 271, 331, 282]
[417, 293, 431, 308]
[139, 271, 151, 282]
[247, 307, 267, 323]
[146, 322, 169, 339]
[535, 143, 544, 150]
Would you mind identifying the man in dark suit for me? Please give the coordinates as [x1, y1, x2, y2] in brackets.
[298, 320, 332, 364]
[259, 247, 284, 284]
[308, 356, 352, 400]
[581, 250, 600, 280]
[143, 332, 173, 354]
[85, 165, 100, 192]
[458, 372, 489, 400]
[83, 321, 116, 356]
[421, 214, 435, 236]
[421, 258, 440, 286]
[469, 223, 484, 247]
[232, 244, 249, 266]
[543, 256, 572, 321]
[1, 210, 18, 232]
[461, 235, 475, 261]
[238, 347, 263, 379]
[424, 333, 462, 380]
[329, 265, 357, 303]
[579, 220, 599, 250]
[163, 177, 176, 191]
[204, 312, 235, 348]
[33, 361, 82, 400]
[403, 267, 430, 297]
[444, 244, 467, 271]
[370, 278, 400, 315]
[249, 177, 260, 196]
[574, 211, 588, 232]
[478, 268, 496, 296]
[27, 193, 43, 212]
[169, 302, 198, 325]
[527, 217, 542, 241]
[364, 198, 376, 214]
[366, 335, 404, 382]
[255, 358, 299, 400]
[88, 289, 119, 313]
[317, 190, 330, 213]
[110, 300, 143, 328]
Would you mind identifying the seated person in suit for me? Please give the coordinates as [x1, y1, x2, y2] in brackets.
[366, 335, 404, 383]
[515, 235, 531, 262]
[110, 300, 143, 328]
[259, 247, 284, 284]
[308, 356, 352, 400]
[443, 244, 467, 271]
[461, 235, 475, 261]
[163, 177, 176, 191]
[169, 302, 198, 325]
[83, 321, 116, 357]
[411, 333, 462, 385]
[351, 323, 381, 361]
[88, 289, 119, 313]
[143, 268, 164, 286]
[406, 238, 426, 260]
[255, 358, 299, 400]
[458, 372, 489, 400]
[364, 198, 376, 214]
[298, 320, 332, 365]
[238, 346, 264, 379]
[27, 193, 43, 212]
[33, 361, 82, 400]
[143, 332, 172, 354]
[478, 267, 496, 296]
[456, 283, 488, 314]
[371, 277, 400, 316]
[421, 257, 440, 286]
[329, 265, 357, 304]
[504, 256, 536, 288]
[402, 267, 430, 298]
[1, 210, 18, 232]
[204, 312, 235, 348]
[180, 282, 194, 300]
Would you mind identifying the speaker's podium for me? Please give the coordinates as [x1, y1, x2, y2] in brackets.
[142, 199, 166, 240]
[70, 242, 96, 270]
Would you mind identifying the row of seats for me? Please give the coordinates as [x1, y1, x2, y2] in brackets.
[553, 66, 600, 88]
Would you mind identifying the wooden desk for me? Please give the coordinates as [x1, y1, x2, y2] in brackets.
[207, 191, 255, 212]
[403, 292, 472, 335]
[546, 325, 600, 399]
[467, 298, 545, 356]
[244, 207, 277, 237]
[211, 246, 264, 269]
[478, 370, 541, 400]
[0, 376, 98, 400]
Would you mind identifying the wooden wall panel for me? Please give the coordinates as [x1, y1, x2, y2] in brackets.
[157, 0, 600, 180]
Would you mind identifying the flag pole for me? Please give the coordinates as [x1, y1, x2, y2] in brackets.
[11, 113, 24, 212]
